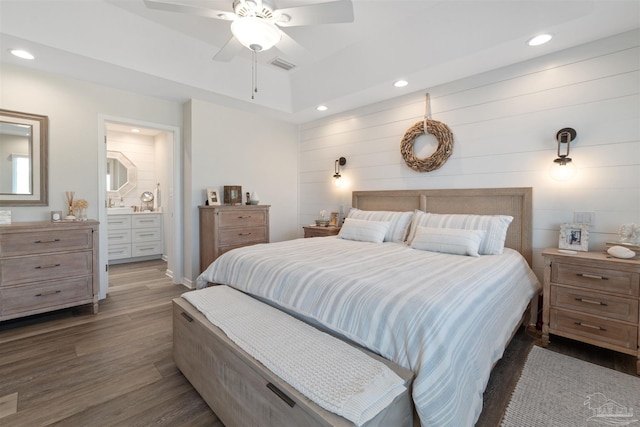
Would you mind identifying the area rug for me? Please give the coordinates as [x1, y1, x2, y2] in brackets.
[501, 346, 640, 426]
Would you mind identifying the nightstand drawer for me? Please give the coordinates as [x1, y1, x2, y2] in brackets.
[219, 226, 267, 245]
[219, 210, 267, 228]
[552, 262, 639, 296]
[551, 285, 639, 323]
[550, 308, 638, 351]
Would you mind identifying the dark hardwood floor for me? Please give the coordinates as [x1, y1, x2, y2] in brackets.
[1, 260, 636, 426]
[0, 260, 221, 427]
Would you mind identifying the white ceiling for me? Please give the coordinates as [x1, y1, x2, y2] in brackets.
[1, 0, 639, 124]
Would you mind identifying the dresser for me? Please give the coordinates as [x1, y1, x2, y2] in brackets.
[108, 213, 163, 264]
[0, 220, 99, 321]
[542, 248, 640, 373]
[199, 205, 270, 273]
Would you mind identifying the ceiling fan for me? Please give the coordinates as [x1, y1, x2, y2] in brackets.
[143, 0, 354, 62]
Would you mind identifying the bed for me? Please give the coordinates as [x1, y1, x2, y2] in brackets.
[179, 188, 541, 427]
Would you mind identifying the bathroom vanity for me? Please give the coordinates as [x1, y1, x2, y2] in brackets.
[107, 211, 163, 264]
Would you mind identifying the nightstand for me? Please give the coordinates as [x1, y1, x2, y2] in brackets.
[303, 226, 341, 238]
[541, 248, 640, 374]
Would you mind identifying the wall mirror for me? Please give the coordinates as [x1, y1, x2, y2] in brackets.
[106, 150, 137, 198]
[0, 109, 48, 206]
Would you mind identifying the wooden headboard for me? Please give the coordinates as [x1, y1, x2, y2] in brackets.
[352, 188, 533, 266]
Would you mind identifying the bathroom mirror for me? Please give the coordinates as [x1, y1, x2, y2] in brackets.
[106, 150, 137, 198]
[0, 109, 48, 206]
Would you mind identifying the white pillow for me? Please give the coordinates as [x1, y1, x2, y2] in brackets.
[407, 210, 513, 255]
[338, 218, 390, 243]
[347, 209, 413, 243]
[410, 226, 485, 256]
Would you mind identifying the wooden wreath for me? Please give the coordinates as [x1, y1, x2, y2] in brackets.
[400, 119, 454, 172]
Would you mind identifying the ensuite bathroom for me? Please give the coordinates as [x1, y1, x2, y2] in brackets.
[105, 122, 172, 267]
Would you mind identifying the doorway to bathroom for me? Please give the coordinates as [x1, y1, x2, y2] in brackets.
[97, 116, 183, 299]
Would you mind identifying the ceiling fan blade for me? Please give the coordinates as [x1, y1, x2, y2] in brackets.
[274, 30, 314, 65]
[274, 0, 354, 27]
[144, 0, 235, 21]
[212, 36, 244, 62]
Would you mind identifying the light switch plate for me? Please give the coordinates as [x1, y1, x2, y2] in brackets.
[573, 211, 595, 225]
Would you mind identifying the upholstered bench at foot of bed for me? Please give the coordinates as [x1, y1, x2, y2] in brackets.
[172, 297, 414, 427]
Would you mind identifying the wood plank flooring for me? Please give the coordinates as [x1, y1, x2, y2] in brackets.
[1, 259, 637, 426]
[0, 260, 221, 427]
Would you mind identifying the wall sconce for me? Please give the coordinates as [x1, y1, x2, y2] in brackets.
[550, 127, 577, 181]
[333, 157, 346, 187]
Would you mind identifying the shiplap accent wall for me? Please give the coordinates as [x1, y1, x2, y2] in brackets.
[106, 131, 158, 209]
[299, 30, 639, 280]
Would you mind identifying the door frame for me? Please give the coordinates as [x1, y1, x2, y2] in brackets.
[97, 115, 183, 298]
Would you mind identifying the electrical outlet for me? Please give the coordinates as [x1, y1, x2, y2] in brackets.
[573, 211, 595, 225]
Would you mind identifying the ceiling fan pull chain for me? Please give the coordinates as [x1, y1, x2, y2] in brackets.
[251, 50, 258, 100]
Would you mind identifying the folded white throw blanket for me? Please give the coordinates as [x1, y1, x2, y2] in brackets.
[182, 286, 408, 426]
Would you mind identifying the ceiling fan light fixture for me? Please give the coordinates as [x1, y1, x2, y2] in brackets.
[231, 17, 281, 52]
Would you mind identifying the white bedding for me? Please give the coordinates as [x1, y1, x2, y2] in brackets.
[195, 237, 541, 427]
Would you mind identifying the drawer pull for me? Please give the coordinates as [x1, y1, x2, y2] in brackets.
[36, 290, 61, 297]
[266, 383, 295, 408]
[139, 234, 155, 237]
[35, 263, 61, 269]
[237, 215, 252, 219]
[35, 239, 61, 244]
[180, 312, 194, 322]
[574, 321, 606, 331]
[575, 297, 607, 306]
[238, 232, 252, 236]
[577, 273, 608, 280]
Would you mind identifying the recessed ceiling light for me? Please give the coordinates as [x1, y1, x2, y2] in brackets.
[10, 49, 35, 60]
[131, 128, 140, 133]
[528, 34, 552, 46]
[316, 105, 328, 112]
[393, 80, 409, 88]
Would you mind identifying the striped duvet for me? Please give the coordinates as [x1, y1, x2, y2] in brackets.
[195, 237, 541, 427]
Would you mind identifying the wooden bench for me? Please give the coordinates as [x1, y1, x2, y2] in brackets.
[172, 297, 414, 427]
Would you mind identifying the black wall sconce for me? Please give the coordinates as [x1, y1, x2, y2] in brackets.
[333, 157, 346, 186]
[550, 128, 577, 181]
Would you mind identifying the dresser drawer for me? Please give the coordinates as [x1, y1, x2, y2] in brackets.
[219, 210, 267, 228]
[0, 228, 93, 257]
[1, 251, 93, 286]
[552, 262, 639, 296]
[132, 215, 161, 228]
[1, 276, 93, 317]
[132, 241, 162, 257]
[550, 308, 638, 351]
[551, 285, 639, 323]
[219, 226, 267, 245]
[108, 229, 132, 245]
[108, 244, 132, 260]
[132, 228, 161, 243]
[107, 215, 132, 230]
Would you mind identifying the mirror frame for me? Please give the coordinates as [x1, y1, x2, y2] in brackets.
[0, 109, 49, 206]
[106, 150, 137, 198]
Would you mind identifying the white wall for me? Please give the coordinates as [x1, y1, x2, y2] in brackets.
[0, 64, 182, 222]
[183, 99, 299, 283]
[299, 30, 640, 282]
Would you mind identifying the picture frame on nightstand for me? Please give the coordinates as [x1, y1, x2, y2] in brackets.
[558, 223, 589, 251]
